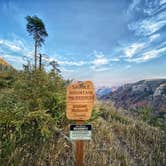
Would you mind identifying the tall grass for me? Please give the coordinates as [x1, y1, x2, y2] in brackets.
[1, 92, 165, 165]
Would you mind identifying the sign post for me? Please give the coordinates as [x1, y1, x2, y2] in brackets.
[75, 121, 84, 166]
[66, 81, 95, 166]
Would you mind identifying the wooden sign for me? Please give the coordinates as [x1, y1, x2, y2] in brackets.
[66, 81, 95, 120]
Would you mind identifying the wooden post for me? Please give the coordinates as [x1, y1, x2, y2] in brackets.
[75, 121, 84, 166]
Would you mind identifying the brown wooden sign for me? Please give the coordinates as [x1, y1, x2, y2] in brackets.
[66, 81, 95, 120]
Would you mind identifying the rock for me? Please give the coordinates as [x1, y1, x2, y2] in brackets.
[153, 83, 166, 97]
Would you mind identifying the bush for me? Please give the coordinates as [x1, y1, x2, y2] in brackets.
[0, 69, 68, 164]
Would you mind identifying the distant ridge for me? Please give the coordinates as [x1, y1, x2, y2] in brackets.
[0, 57, 12, 71]
[96, 87, 112, 98]
[99, 79, 166, 114]
[0, 57, 10, 66]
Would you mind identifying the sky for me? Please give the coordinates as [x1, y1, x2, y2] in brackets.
[0, 0, 166, 87]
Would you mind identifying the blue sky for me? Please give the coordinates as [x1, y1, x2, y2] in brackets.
[0, 0, 166, 87]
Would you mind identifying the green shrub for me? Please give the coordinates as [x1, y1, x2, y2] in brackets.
[0, 69, 68, 164]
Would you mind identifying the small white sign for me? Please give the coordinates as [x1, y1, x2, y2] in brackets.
[70, 124, 92, 140]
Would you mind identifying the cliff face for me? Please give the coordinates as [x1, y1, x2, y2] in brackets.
[100, 79, 166, 113]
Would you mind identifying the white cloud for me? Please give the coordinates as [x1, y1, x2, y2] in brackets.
[127, 0, 165, 17]
[90, 66, 111, 72]
[126, 47, 166, 63]
[143, 0, 163, 16]
[2, 53, 25, 67]
[0, 38, 36, 67]
[45, 57, 87, 66]
[127, 0, 166, 41]
[124, 43, 145, 58]
[128, 0, 166, 37]
[0, 37, 37, 69]
[26, 51, 34, 58]
[59, 60, 86, 66]
[127, 0, 141, 15]
[125, 65, 131, 69]
[160, 0, 166, 5]
[92, 56, 108, 66]
[124, 0, 166, 63]
[109, 58, 120, 62]
[149, 33, 160, 41]
[121, 33, 162, 62]
[0, 39, 22, 52]
[89, 51, 120, 72]
[128, 18, 166, 36]
[92, 52, 109, 66]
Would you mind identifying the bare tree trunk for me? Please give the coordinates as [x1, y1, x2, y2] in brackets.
[34, 40, 37, 70]
[39, 53, 42, 70]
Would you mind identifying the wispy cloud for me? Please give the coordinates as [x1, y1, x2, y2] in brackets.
[2, 53, 24, 63]
[0, 37, 35, 69]
[58, 60, 87, 66]
[126, 47, 166, 63]
[109, 58, 120, 62]
[89, 51, 113, 72]
[92, 53, 109, 66]
[143, 0, 166, 16]
[127, 0, 166, 16]
[48, 52, 115, 70]
[1, 53, 25, 69]
[127, 0, 141, 15]
[122, 0, 166, 64]
[149, 33, 160, 42]
[128, 0, 166, 36]
[125, 65, 131, 69]
[47, 57, 87, 66]
[0, 38, 33, 57]
[0, 39, 22, 52]
[128, 18, 166, 36]
[160, 0, 166, 5]
[124, 43, 145, 58]
[90, 65, 112, 72]
[0, 37, 89, 68]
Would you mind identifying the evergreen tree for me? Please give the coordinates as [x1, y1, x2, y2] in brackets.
[25, 16, 48, 70]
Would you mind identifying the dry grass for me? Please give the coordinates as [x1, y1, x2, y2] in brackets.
[53, 102, 165, 166]
[1, 102, 166, 165]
